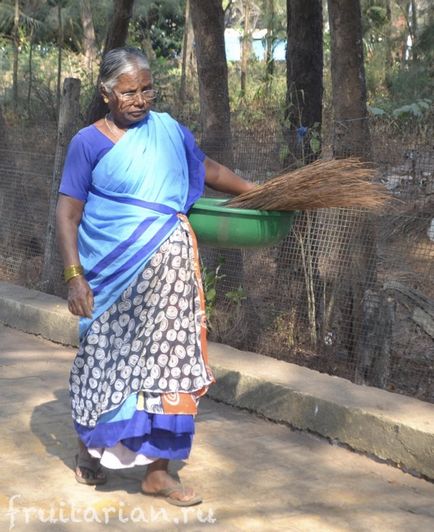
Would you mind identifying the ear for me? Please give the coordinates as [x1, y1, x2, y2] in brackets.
[100, 84, 110, 104]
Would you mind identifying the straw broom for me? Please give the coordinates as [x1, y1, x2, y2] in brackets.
[227, 158, 390, 211]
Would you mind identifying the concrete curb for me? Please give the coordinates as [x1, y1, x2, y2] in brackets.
[1, 280, 434, 479]
[0, 282, 78, 345]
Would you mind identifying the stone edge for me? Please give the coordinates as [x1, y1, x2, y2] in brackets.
[208, 367, 434, 480]
[0, 283, 78, 346]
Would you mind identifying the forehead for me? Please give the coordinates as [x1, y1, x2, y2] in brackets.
[114, 69, 152, 91]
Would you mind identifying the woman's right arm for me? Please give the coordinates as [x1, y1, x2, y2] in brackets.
[56, 194, 93, 318]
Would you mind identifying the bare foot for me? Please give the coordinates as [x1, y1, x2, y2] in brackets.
[141, 459, 201, 506]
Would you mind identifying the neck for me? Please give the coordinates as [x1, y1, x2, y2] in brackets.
[107, 113, 128, 131]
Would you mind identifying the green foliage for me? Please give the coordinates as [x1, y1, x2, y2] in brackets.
[0, 0, 431, 147]
[363, 4, 388, 40]
[132, 0, 185, 59]
[0, 1, 45, 36]
[201, 258, 247, 330]
[392, 98, 432, 118]
[225, 286, 247, 306]
[387, 63, 433, 103]
[366, 5, 387, 27]
[309, 122, 321, 155]
[367, 105, 386, 116]
[201, 258, 225, 329]
[228, 60, 287, 130]
[360, 0, 433, 118]
[0, 0, 85, 54]
[47, 0, 69, 8]
[0, 39, 97, 120]
[368, 97, 433, 141]
[369, 97, 432, 118]
[414, 14, 434, 63]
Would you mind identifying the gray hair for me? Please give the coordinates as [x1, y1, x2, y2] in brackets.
[100, 47, 150, 92]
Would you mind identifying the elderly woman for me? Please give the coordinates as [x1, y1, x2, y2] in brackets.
[56, 47, 253, 506]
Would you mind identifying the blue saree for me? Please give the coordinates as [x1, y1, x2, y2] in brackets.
[68, 112, 214, 468]
[78, 111, 199, 338]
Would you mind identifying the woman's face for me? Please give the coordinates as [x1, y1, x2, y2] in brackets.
[104, 68, 153, 127]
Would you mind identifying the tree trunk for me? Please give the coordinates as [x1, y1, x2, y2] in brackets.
[327, 0, 377, 373]
[101, 0, 135, 62]
[190, 0, 243, 335]
[274, 1, 324, 354]
[80, 0, 97, 84]
[327, 0, 371, 158]
[190, 0, 233, 167]
[41, 78, 81, 294]
[12, 0, 19, 113]
[240, 1, 251, 97]
[286, 0, 323, 162]
[179, 0, 192, 103]
[384, 0, 393, 91]
[27, 26, 34, 115]
[86, 0, 135, 124]
[265, 0, 275, 85]
[0, 108, 16, 249]
[187, 15, 196, 79]
[354, 290, 396, 387]
[410, 0, 417, 61]
[400, 1, 411, 66]
[56, 3, 63, 119]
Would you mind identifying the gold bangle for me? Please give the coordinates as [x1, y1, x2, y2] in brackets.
[64, 264, 84, 283]
[65, 272, 83, 283]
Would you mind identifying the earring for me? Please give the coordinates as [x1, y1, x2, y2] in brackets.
[103, 97, 109, 103]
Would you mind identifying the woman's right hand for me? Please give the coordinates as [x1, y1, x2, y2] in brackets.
[67, 276, 94, 318]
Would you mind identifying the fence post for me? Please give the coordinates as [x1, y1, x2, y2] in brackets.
[0, 107, 16, 249]
[41, 77, 81, 293]
[371, 295, 395, 388]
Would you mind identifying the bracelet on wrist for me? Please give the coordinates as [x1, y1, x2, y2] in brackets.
[64, 264, 84, 283]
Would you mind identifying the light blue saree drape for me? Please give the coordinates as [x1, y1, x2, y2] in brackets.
[78, 111, 196, 337]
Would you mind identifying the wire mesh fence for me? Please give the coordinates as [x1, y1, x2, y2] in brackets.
[0, 107, 433, 403]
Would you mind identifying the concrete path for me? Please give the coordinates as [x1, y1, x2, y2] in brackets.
[1, 324, 434, 532]
[2, 281, 434, 481]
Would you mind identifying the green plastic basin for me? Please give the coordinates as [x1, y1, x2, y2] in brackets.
[188, 197, 296, 249]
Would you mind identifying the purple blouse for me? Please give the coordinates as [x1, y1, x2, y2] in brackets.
[59, 120, 206, 202]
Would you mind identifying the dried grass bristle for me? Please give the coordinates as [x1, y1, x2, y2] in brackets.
[227, 158, 390, 211]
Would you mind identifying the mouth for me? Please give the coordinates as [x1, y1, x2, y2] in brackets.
[128, 109, 148, 118]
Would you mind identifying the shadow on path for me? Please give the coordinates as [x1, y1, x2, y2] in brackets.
[30, 388, 188, 496]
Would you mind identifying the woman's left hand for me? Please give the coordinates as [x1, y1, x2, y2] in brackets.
[67, 275, 94, 318]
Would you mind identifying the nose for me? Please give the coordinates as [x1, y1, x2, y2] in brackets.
[133, 93, 147, 106]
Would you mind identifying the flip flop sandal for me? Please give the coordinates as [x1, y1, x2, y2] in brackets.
[74, 453, 107, 486]
[141, 485, 202, 507]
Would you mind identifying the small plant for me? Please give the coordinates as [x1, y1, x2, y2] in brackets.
[201, 257, 225, 329]
[225, 286, 247, 306]
[200, 258, 248, 334]
[392, 98, 432, 119]
[309, 122, 321, 155]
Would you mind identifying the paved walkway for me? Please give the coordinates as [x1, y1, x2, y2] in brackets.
[1, 324, 434, 531]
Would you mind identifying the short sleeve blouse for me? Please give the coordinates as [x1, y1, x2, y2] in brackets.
[59, 120, 206, 202]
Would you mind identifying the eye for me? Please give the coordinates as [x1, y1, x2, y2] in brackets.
[122, 92, 136, 97]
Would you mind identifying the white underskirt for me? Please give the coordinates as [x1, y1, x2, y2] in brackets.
[89, 443, 156, 469]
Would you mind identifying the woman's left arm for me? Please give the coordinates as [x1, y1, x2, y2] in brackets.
[204, 157, 255, 195]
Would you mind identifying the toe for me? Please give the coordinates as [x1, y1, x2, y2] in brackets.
[171, 486, 197, 502]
